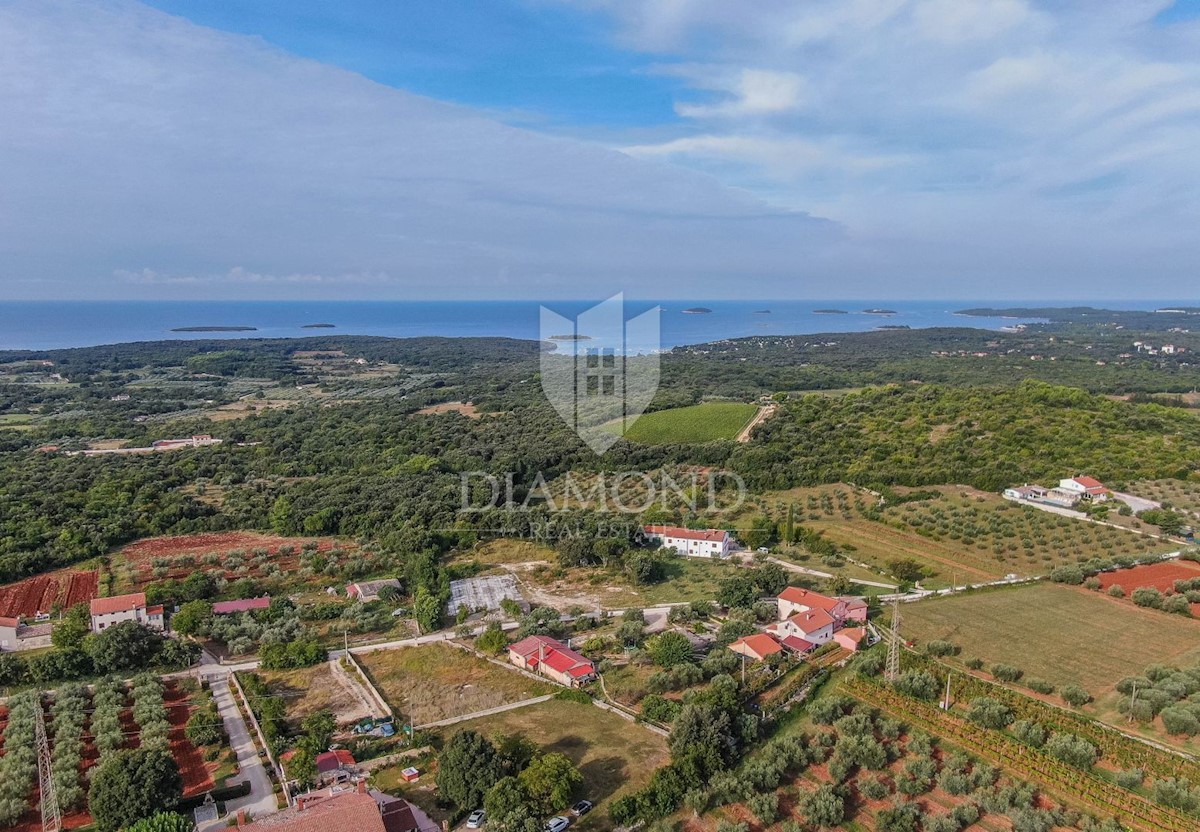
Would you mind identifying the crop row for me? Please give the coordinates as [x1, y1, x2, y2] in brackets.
[50, 683, 89, 811]
[843, 676, 1196, 832]
[0, 692, 39, 827]
[91, 679, 129, 759]
[131, 673, 170, 751]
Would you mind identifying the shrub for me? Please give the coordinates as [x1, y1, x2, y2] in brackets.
[1061, 684, 1092, 707]
[964, 657, 984, 670]
[967, 697, 1014, 730]
[1010, 719, 1047, 748]
[925, 640, 959, 657]
[1045, 733, 1099, 770]
[1115, 768, 1144, 790]
[1108, 585, 1125, 598]
[1131, 587, 1164, 609]
[991, 664, 1023, 682]
[1026, 678, 1055, 695]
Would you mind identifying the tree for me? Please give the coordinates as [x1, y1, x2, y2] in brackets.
[647, 631, 693, 668]
[288, 748, 317, 788]
[484, 776, 541, 832]
[753, 563, 788, 596]
[801, 783, 845, 829]
[518, 752, 582, 815]
[625, 551, 665, 585]
[887, 559, 926, 584]
[88, 749, 182, 832]
[477, 622, 509, 654]
[123, 812, 195, 832]
[1045, 733, 1098, 769]
[169, 600, 212, 637]
[413, 587, 443, 633]
[84, 622, 164, 674]
[1061, 684, 1092, 707]
[52, 603, 91, 650]
[716, 575, 758, 609]
[967, 697, 1014, 730]
[299, 710, 336, 754]
[438, 730, 502, 810]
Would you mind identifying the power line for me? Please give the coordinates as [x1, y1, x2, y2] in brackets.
[35, 696, 63, 832]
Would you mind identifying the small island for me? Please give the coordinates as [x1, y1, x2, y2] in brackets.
[862, 308, 897, 315]
[813, 309, 849, 314]
[302, 323, 336, 329]
[548, 334, 592, 341]
[170, 326, 257, 332]
[682, 307, 713, 314]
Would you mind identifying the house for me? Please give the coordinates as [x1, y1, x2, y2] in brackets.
[1003, 484, 1047, 501]
[89, 593, 165, 633]
[728, 633, 784, 662]
[507, 635, 596, 686]
[1043, 488, 1081, 508]
[767, 609, 835, 645]
[777, 635, 817, 656]
[834, 627, 867, 652]
[239, 783, 438, 832]
[213, 596, 272, 615]
[346, 579, 402, 603]
[776, 587, 866, 626]
[1057, 476, 1111, 502]
[0, 617, 17, 651]
[315, 749, 356, 784]
[642, 525, 733, 558]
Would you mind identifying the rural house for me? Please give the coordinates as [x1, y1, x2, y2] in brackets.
[89, 592, 165, 633]
[642, 524, 733, 558]
[1003, 484, 1047, 501]
[767, 608, 835, 645]
[0, 617, 17, 651]
[834, 627, 867, 652]
[239, 782, 437, 832]
[346, 579, 402, 603]
[728, 632, 784, 662]
[776, 587, 867, 627]
[507, 634, 596, 686]
[1057, 476, 1111, 502]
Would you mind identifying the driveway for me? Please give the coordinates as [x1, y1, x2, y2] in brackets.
[198, 667, 279, 828]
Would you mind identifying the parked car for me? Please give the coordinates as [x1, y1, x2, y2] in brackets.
[569, 801, 592, 817]
[545, 817, 570, 832]
[466, 809, 486, 828]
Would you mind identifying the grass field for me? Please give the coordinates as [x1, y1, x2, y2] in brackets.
[902, 583, 1200, 696]
[358, 643, 551, 727]
[443, 697, 669, 829]
[254, 661, 375, 728]
[620, 402, 758, 444]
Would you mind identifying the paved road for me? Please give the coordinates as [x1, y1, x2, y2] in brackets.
[198, 667, 278, 827]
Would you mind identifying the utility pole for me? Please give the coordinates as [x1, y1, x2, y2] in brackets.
[35, 695, 61, 832]
[885, 598, 902, 683]
[942, 670, 953, 710]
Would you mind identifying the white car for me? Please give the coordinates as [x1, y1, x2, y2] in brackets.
[466, 810, 486, 829]
[545, 817, 570, 832]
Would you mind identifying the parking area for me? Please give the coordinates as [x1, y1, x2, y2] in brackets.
[447, 574, 527, 615]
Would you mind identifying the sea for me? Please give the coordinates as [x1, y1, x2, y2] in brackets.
[0, 299, 1188, 353]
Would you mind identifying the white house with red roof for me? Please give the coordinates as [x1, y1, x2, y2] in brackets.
[507, 635, 596, 687]
[767, 608, 835, 645]
[1058, 476, 1111, 502]
[89, 592, 164, 633]
[776, 587, 867, 627]
[642, 525, 733, 558]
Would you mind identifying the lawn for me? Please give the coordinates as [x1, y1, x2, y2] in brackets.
[358, 643, 552, 727]
[620, 402, 758, 444]
[901, 582, 1200, 697]
[441, 697, 669, 829]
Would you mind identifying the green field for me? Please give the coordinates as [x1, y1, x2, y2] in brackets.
[442, 697, 669, 829]
[620, 402, 758, 444]
[902, 583, 1200, 696]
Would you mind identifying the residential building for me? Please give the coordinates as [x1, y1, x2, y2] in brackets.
[767, 609, 835, 645]
[642, 525, 733, 558]
[315, 749, 356, 784]
[213, 596, 272, 615]
[507, 635, 596, 686]
[0, 616, 17, 651]
[834, 627, 867, 652]
[346, 579, 402, 603]
[239, 783, 438, 832]
[776, 587, 866, 626]
[89, 592, 165, 633]
[1003, 484, 1047, 501]
[1057, 476, 1111, 502]
[728, 633, 783, 662]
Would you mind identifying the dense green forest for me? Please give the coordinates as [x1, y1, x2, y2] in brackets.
[1, 323, 1198, 583]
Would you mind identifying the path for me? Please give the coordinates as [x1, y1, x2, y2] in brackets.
[415, 693, 555, 729]
[736, 403, 777, 443]
[327, 656, 375, 725]
[197, 670, 278, 828]
[1004, 495, 1169, 539]
[766, 556, 898, 590]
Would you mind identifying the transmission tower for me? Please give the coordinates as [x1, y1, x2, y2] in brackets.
[885, 598, 902, 683]
[35, 694, 62, 832]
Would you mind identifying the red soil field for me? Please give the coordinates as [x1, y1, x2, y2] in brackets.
[165, 681, 216, 797]
[0, 570, 98, 618]
[1098, 560, 1200, 614]
[120, 531, 351, 586]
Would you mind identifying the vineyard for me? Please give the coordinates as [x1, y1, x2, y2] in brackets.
[0, 569, 98, 617]
[842, 675, 1198, 832]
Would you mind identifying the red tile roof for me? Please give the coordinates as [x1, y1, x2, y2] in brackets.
[0, 616, 19, 628]
[243, 791, 383, 832]
[90, 592, 147, 616]
[778, 587, 843, 613]
[643, 525, 729, 543]
[213, 596, 272, 614]
[316, 749, 356, 773]
[1072, 476, 1106, 489]
[731, 633, 783, 659]
[780, 635, 815, 653]
[509, 635, 594, 676]
[788, 608, 834, 633]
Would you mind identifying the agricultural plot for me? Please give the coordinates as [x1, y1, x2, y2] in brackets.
[358, 643, 551, 727]
[901, 583, 1200, 697]
[443, 697, 668, 829]
[1127, 478, 1200, 518]
[618, 402, 758, 444]
[254, 661, 376, 728]
[1096, 559, 1200, 614]
[0, 569, 97, 617]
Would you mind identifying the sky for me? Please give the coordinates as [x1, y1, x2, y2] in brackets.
[1, 0, 1199, 300]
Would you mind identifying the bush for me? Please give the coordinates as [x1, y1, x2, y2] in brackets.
[894, 671, 940, 700]
[1108, 585, 1125, 597]
[1061, 684, 1092, 707]
[991, 664, 1023, 682]
[1026, 678, 1054, 694]
[925, 640, 959, 657]
[1115, 768, 1144, 790]
[1045, 733, 1098, 769]
[1010, 719, 1047, 748]
[1131, 587, 1164, 609]
[967, 697, 1014, 730]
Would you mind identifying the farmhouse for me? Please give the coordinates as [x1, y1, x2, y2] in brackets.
[1003, 484, 1047, 501]
[213, 596, 272, 615]
[1057, 475, 1111, 502]
[507, 635, 596, 686]
[767, 608, 835, 645]
[346, 579, 402, 602]
[834, 627, 867, 652]
[89, 592, 165, 633]
[776, 586, 867, 627]
[0, 617, 17, 651]
[728, 632, 784, 662]
[0, 618, 52, 652]
[239, 783, 438, 832]
[642, 524, 733, 558]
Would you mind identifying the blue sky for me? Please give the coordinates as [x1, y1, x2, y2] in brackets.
[1, 0, 1199, 300]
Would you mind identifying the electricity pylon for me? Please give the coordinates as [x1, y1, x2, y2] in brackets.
[35, 695, 62, 832]
[885, 598, 902, 683]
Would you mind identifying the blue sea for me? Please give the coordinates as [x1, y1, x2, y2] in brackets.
[0, 299, 1187, 352]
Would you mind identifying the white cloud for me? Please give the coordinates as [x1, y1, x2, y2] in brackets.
[664, 66, 808, 118]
